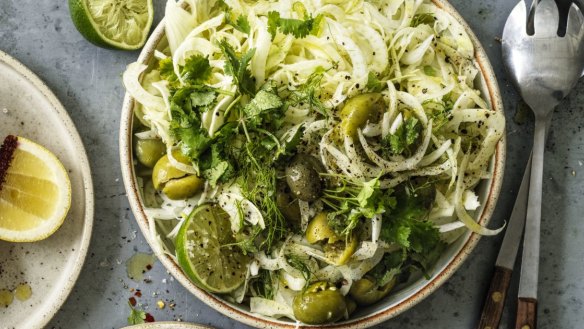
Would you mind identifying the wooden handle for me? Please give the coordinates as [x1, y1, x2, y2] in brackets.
[476, 266, 513, 329]
[515, 297, 537, 329]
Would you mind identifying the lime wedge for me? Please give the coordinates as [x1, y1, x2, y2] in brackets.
[68, 0, 154, 50]
[176, 204, 251, 293]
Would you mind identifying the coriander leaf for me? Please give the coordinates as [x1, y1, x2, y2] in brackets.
[235, 15, 251, 34]
[181, 55, 212, 84]
[203, 161, 229, 186]
[190, 90, 216, 107]
[368, 252, 404, 286]
[357, 177, 380, 208]
[242, 88, 284, 128]
[267, 11, 323, 40]
[366, 72, 385, 92]
[219, 39, 256, 96]
[127, 305, 146, 325]
[159, 57, 178, 82]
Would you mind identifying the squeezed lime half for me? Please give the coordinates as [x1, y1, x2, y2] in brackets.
[176, 204, 251, 293]
[68, 0, 153, 50]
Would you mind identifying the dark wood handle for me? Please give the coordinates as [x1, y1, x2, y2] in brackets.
[476, 266, 513, 329]
[515, 297, 537, 329]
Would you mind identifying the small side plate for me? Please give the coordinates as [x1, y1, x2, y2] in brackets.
[0, 51, 94, 329]
[121, 321, 214, 329]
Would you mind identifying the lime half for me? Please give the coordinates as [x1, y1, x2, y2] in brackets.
[68, 0, 153, 50]
[176, 204, 251, 294]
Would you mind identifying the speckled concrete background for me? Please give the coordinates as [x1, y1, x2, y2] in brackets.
[0, 0, 583, 328]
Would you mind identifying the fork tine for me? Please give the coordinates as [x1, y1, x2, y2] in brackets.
[566, 4, 584, 37]
[534, 0, 559, 37]
[503, 1, 528, 42]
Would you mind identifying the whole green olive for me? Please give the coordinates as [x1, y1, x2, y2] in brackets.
[135, 138, 166, 168]
[152, 151, 204, 200]
[285, 154, 326, 202]
[293, 281, 347, 324]
[349, 276, 397, 306]
[340, 93, 384, 138]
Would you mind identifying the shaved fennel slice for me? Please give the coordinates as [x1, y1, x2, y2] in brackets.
[454, 155, 504, 236]
[250, 298, 295, 320]
[123, 63, 166, 112]
[216, 191, 266, 232]
[419, 139, 452, 166]
[164, 0, 197, 55]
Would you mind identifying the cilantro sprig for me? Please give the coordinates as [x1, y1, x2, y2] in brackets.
[267, 11, 323, 41]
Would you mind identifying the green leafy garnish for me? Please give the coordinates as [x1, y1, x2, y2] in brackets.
[411, 13, 436, 27]
[127, 303, 146, 325]
[285, 66, 329, 116]
[382, 116, 422, 157]
[323, 176, 396, 236]
[219, 39, 256, 96]
[267, 11, 323, 41]
[226, 13, 251, 34]
[181, 55, 212, 84]
[366, 72, 386, 92]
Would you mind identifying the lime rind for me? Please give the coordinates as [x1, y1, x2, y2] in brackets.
[68, 0, 153, 50]
[176, 204, 250, 294]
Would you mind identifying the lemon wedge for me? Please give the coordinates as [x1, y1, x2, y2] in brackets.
[0, 135, 71, 242]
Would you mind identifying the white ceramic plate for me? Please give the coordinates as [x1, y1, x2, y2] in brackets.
[120, 1, 505, 327]
[0, 51, 94, 329]
[121, 321, 214, 329]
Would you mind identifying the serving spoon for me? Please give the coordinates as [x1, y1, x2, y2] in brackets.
[502, 0, 584, 328]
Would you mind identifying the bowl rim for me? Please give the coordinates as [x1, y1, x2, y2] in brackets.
[119, 1, 506, 327]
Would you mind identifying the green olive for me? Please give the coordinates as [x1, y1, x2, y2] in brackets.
[162, 175, 204, 200]
[349, 276, 397, 306]
[340, 93, 384, 138]
[305, 213, 341, 244]
[152, 151, 203, 200]
[323, 233, 358, 265]
[135, 138, 166, 168]
[285, 154, 326, 202]
[293, 281, 347, 324]
[276, 183, 301, 228]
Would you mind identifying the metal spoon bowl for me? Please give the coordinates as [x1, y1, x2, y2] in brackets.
[502, 1, 584, 328]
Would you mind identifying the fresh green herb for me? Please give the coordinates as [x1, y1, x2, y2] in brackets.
[285, 66, 329, 116]
[159, 57, 177, 83]
[368, 252, 404, 286]
[424, 98, 454, 132]
[379, 180, 441, 254]
[226, 13, 251, 34]
[127, 303, 146, 324]
[366, 72, 386, 92]
[243, 89, 284, 127]
[382, 117, 422, 157]
[252, 269, 276, 299]
[219, 39, 256, 96]
[267, 11, 323, 41]
[181, 55, 212, 84]
[323, 176, 396, 236]
[286, 254, 312, 283]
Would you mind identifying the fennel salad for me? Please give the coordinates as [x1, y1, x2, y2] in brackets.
[123, 0, 505, 324]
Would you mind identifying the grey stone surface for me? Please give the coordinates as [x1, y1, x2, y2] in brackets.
[0, 0, 582, 328]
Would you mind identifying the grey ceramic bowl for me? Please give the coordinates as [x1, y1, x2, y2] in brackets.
[120, 1, 506, 327]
